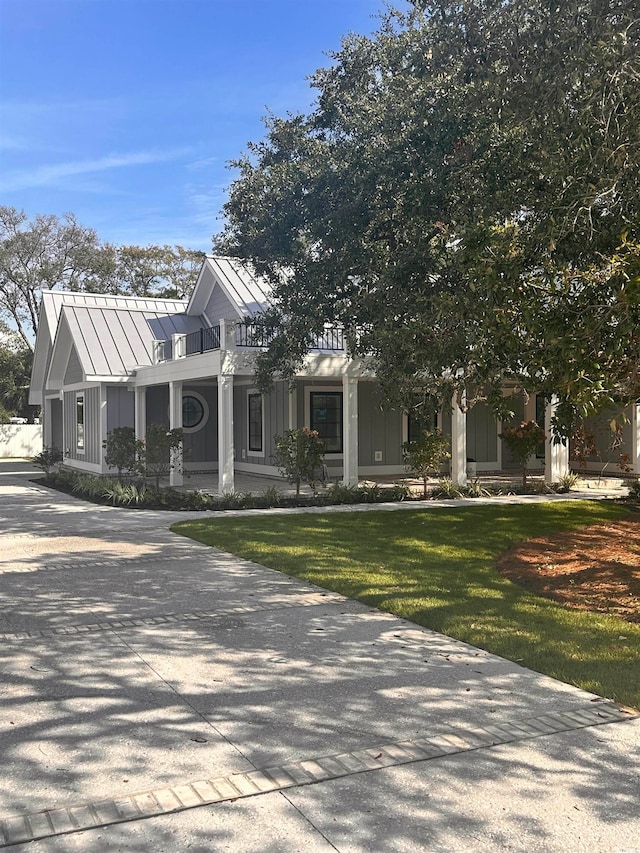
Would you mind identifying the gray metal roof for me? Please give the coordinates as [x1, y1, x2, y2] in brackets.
[61, 304, 203, 377]
[188, 256, 272, 318]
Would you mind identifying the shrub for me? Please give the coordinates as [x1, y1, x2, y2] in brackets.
[273, 427, 326, 496]
[32, 446, 63, 476]
[139, 425, 184, 489]
[402, 430, 451, 498]
[499, 420, 546, 489]
[103, 427, 140, 477]
[431, 478, 464, 499]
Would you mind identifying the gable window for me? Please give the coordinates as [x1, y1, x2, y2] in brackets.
[76, 393, 85, 451]
[310, 391, 342, 453]
[248, 393, 263, 453]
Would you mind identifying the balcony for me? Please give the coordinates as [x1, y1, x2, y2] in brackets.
[152, 321, 344, 364]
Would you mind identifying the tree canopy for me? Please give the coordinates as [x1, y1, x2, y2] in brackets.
[0, 207, 205, 350]
[215, 0, 640, 436]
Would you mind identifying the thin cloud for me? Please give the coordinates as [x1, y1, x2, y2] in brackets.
[1, 148, 190, 192]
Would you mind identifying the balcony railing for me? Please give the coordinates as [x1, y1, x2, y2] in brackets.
[235, 323, 275, 348]
[152, 321, 344, 364]
[236, 322, 344, 351]
[184, 325, 221, 355]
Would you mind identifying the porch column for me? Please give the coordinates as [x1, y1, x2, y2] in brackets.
[342, 374, 359, 486]
[134, 387, 146, 442]
[632, 404, 640, 476]
[544, 395, 569, 483]
[451, 395, 468, 486]
[99, 386, 108, 473]
[43, 397, 53, 447]
[218, 375, 235, 493]
[169, 380, 183, 487]
[288, 384, 297, 430]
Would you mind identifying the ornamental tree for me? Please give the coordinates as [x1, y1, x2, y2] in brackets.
[500, 420, 546, 489]
[273, 427, 326, 495]
[402, 429, 451, 498]
[215, 0, 640, 439]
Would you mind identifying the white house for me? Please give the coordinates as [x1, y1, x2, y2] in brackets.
[30, 254, 628, 493]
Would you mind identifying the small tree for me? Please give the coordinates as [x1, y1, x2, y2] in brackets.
[402, 430, 451, 498]
[103, 427, 141, 478]
[139, 424, 183, 489]
[32, 446, 63, 476]
[274, 427, 326, 496]
[500, 420, 546, 490]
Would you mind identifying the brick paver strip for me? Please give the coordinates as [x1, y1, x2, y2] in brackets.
[0, 593, 346, 642]
[0, 704, 635, 848]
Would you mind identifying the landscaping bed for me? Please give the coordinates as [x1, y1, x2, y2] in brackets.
[497, 515, 640, 623]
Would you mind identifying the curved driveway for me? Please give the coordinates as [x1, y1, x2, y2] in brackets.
[0, 461, 638, 851]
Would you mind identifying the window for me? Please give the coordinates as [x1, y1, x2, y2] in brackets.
[248, 393, 263, 453]
[76, 393, 84, 451]
[182, 395, 205, 429]
[310, 391, 342, 453]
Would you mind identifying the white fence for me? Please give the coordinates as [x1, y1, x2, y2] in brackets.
[0, 424, 43, 458]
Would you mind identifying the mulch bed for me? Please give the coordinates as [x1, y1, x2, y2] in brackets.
[496, 515, 640, 623]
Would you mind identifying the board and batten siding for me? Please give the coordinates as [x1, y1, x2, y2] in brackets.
[202, 288, 239, 325]
[106, 387, 135, 432]
[357, 382, 404, 467]
[63, 386, 101, 464]
[64, 346, 84, 385]
[466, 403, 499, 465]
[183, 384, 217, 467]
[234, 381, 288, 467]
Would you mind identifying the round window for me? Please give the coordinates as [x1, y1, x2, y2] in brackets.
[182, 395, 205, 429]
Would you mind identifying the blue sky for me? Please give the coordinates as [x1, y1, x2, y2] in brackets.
[0, 0, 388, 251]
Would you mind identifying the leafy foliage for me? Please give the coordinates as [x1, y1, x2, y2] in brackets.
[0, 337, 34, 418]
[102, 426, 140, 478]
[216, 0, 640, 437]
[31, 446, 63, 475]
[273, 427, 326, 495]
[500, 420, 546, 488]
[139, 424, 184, 489]
[402, 429, 451, 497]
[0, 206, 204, 349]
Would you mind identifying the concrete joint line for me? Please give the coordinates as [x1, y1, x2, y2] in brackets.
[0, 704, 635, 848]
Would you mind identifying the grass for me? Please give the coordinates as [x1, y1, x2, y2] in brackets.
[172, 501, 640, 710]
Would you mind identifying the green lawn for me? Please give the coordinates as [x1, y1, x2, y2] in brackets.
[173, 501, 640, 709]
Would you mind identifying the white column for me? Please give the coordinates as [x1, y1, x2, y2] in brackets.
[342, 375, 359, 486]
[631, 404, 640, 477]
[43, 397, 53, 447]
[544, 395, 569, 483]
[288, 384, 297, 431]
[218, 375, 235, 493]
[99, 385, 109, 473]
[451, 395, 468, 486]
[169, 380, 183, 487]
[134, 387, 146, 443]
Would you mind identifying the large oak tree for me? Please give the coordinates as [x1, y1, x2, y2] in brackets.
[216, 0, 640, 436]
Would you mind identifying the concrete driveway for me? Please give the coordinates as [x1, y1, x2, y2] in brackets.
[0, 461, 638, 851]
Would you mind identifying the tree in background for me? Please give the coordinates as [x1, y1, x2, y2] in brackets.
[0, 206, 205, 349]
[0, 328, 34, 421]
[216, 0, 640, 438]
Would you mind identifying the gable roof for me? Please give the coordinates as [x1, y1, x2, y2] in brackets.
[187, 255, 272, 319]
[46, 304, 203, 386]
[30, 290, 190, 402]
